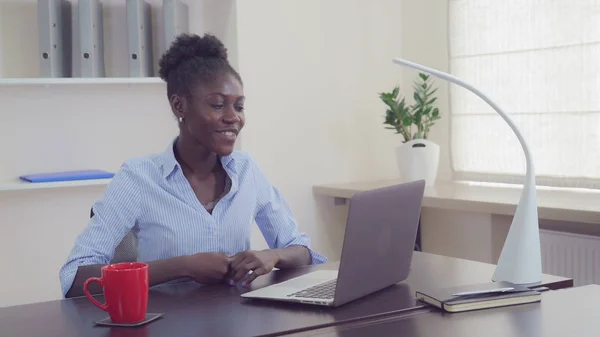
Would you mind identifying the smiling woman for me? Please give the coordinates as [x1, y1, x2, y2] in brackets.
[59, 33, 327, 298]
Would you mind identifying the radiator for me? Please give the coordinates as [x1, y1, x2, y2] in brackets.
[540, 229, 600, 286]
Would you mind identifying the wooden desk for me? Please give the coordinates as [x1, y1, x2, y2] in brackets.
[0, 252, 572, 337]
[289, 284, 600, 337]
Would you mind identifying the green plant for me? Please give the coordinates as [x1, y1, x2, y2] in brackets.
[379, 72, 441, 142]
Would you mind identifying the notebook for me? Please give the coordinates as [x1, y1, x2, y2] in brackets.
[415, 281, 541, 313]
[20, 170, 114, 183]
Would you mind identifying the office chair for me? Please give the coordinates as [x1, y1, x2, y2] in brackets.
[90, 208, 138, 263]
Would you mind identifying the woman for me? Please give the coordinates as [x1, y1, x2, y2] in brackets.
[60, 33, 326, 298]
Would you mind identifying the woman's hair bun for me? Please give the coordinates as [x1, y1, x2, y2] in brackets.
[158, 33, 228, 81]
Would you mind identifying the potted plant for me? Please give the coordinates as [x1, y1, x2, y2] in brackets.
[379, 73, 441, 186]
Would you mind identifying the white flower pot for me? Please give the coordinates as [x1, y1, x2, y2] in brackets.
[395, 139, 440, 187]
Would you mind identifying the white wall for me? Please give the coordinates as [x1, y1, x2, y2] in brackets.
[395, 0, 520, 265]
[0, 2, 38, 78]
[0, 0, 237, 307]
[8, 0, 581, 308]
[398, 0, 451, 181]
[235, 0, 403, 260]
[0, 0, 537, 308]
[0, 86, 176, 307]
[0, 0, 406, 307]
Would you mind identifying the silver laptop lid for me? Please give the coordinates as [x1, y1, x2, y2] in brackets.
[333, 180, 426, 306]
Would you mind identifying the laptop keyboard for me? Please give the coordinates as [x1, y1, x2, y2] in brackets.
[287, 279, 337, 299]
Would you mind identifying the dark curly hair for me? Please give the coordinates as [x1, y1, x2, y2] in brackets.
[158, 33, 242, 98]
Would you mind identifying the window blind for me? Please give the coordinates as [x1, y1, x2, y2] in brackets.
[448, 0, 600, 189]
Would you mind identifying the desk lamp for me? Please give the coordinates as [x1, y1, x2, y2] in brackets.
[392, 58, 542, 285]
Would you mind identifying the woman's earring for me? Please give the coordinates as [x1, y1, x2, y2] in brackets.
[178, 116, 184, 123]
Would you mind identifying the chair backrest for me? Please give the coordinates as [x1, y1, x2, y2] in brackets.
[90, 208, 138, 263]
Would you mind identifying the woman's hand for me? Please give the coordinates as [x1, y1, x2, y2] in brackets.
[183, 252, 232, 284]
[228, 250, 280, 286]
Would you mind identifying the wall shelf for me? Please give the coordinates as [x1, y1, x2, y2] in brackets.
[0, 178, 112, 191]
[0, 77, 163, 86]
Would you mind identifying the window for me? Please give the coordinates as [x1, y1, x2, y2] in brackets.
[448, 0, 600, 189]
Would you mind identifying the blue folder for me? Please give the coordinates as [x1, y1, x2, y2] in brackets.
[19, 170, 115, 183]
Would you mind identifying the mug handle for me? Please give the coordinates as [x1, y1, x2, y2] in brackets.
[83, 277, 108, 311]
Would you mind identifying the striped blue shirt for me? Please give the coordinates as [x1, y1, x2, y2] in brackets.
[59, 140, 327, 297]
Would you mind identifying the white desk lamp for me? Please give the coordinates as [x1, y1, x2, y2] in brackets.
[392, 58, 542, 285]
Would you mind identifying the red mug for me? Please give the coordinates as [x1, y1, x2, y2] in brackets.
[83, 262, 149, 323]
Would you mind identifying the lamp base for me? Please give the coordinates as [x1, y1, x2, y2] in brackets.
[491, 177, 542, 285]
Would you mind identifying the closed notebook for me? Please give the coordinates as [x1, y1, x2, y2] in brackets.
[20, 170, 114, 183]
[415, 281, 541, 313]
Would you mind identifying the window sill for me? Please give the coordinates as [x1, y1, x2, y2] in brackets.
[312, 179, 600, 225]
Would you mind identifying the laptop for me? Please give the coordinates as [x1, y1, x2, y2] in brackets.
[241, 179, 426, 307]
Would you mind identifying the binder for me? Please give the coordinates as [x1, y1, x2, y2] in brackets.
[37, 0, 72, 77]
[126, 0, 153, 77]
[78, 0, 105, 77]
[20, 170, 115, 183]
[163, 0, 189, 52]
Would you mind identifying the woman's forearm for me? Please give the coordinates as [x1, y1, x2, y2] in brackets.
[65, 256, 190, 298]
[271, 245, 312, 269]
[147, 255, 191, 285]
[66, 264, 105, 298]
